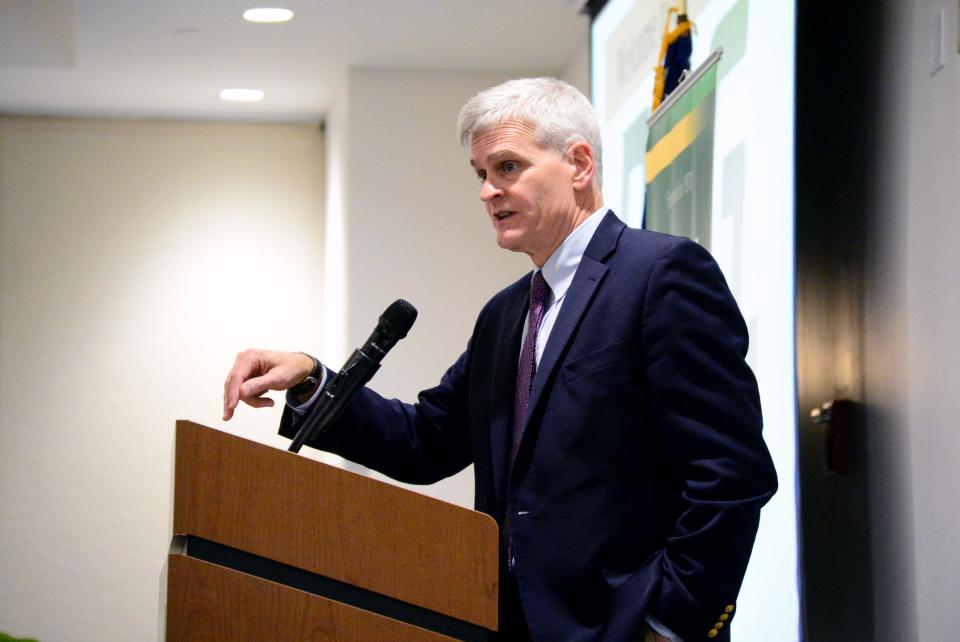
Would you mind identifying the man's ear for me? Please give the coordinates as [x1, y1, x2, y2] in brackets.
[568, 141, 596, 191]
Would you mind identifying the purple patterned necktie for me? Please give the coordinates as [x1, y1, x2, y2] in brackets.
[506, 270, 550, 571]
[512, 270, 550, 464]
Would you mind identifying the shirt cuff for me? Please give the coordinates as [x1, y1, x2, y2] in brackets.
[286, 365, 328, 414]
[646, 614, 682, 641]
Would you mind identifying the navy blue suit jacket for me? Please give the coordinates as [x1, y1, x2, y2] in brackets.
[281, 211, 777, 641]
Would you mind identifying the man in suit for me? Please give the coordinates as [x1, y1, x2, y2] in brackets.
[223, 78, 777, 642]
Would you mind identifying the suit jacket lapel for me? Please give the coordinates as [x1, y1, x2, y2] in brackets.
[490, 283, 529, 510]
[516, 212, 625, 465]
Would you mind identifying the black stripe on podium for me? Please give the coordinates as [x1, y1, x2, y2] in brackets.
[181, 535, 492, 641]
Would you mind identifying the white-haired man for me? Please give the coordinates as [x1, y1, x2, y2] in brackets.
[224, 78, 777, 642]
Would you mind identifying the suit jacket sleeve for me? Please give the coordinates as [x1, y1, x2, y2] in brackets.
[641, 238, 777, 641]
[279, 342, 476, 485]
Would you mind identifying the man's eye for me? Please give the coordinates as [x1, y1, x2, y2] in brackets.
[476, 170, 487, 182]
[501, 161, 519, 173]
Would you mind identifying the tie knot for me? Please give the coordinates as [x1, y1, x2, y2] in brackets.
[529, 271, 550, 311]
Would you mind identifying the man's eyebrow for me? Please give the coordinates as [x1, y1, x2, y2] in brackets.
[470, 147, 529, 171]
[483, 149, 527, 165]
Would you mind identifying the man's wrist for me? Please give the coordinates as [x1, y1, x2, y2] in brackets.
[288, 352, 322, 400]
[645, 613, 681, 641]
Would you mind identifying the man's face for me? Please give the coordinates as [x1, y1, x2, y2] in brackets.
[469, 120, 581, 266]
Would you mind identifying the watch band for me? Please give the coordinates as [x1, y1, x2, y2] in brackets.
[289, 352, 321, 396]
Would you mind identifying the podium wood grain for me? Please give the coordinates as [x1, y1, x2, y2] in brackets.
[172, 420, 499, 630]
[166, 555, 453, 641]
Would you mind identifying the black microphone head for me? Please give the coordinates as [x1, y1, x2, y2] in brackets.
[380, 299, 417, 338]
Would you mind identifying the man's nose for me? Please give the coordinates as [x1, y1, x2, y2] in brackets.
[480, 178, 502, 202]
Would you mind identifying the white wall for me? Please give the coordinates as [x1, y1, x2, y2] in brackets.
[560, 38, 591, 96]
[865, 1, 960, 640]
[0, 117, 324, 642]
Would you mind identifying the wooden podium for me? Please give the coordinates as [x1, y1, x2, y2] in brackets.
[161, 420, 499, 641]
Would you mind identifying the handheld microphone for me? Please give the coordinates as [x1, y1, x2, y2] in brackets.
[288, 299, 418, 453]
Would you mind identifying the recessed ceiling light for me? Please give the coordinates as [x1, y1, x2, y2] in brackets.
[219, 88, 265, 102]
[243, 8, 294, 23]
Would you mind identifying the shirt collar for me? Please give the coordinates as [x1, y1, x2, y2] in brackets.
[536, 207, 607, 302]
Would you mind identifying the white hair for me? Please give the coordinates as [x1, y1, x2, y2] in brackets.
[457, 77, 603, 186]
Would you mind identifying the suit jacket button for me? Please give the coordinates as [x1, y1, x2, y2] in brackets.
[707, 630, 719, 639]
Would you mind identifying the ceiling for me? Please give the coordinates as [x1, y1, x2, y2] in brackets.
[0, 0, 590, 123]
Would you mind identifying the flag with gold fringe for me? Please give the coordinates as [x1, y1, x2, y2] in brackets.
[653, 2, 694, 109]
